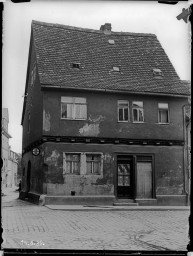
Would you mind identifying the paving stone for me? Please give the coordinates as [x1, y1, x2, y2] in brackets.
[1, 188, 190, 251]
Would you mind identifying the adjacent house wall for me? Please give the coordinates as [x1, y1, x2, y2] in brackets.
[22, 33, 43, 151]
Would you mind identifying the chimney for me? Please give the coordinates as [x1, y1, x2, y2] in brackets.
[100, 23, 112, 35]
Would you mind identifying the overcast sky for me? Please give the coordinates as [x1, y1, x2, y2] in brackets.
[2, 0, 191, 154]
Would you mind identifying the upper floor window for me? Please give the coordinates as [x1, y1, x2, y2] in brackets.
[158, 103, 169, 124]
[86, 154, 101, 175]
[61, 97, 87, 120]
[66, 154, 80, 175]
[132, 101, 144, 122]
[118, 100, 129, 122]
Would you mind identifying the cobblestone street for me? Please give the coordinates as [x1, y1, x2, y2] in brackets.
[1, 188, 190, 251]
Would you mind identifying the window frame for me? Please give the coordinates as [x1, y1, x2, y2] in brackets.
[117, 100, 130, 122]
[61, 97, 87, 120]
[65, 153, 81, 175]
[158, 103, 169, 124]
[86, 154, 101, 175]
[132, 101, 144, 123]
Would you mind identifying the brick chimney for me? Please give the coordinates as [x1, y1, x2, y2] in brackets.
[100, 23, 112, 35]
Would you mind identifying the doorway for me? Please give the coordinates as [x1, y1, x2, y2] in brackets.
[117, 155, 134, 198]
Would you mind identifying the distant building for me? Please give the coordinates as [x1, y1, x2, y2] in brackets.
[21, 21, 190, 206]
[7, 149, 18, 187]
[2, 108, 19, 188]
[2, 108, 12, 187]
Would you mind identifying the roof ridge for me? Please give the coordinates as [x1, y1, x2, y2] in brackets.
[31, 20, 156, 38]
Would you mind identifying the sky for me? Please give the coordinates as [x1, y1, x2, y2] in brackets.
[2, 0, 191, 154]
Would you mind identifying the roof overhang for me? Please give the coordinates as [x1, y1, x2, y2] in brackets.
[41, 84, 190, 98]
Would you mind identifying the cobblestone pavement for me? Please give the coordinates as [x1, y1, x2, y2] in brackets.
[1, 188, 190, 251]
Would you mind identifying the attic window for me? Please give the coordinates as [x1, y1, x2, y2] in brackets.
[153, 68, 163, 78]
[112, 66, 120, 72]
[72, 63, 80, 69]
[108, 39, 115, 45]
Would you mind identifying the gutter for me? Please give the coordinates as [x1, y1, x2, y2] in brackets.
[41, 84, 189, 98]
[182, 104, 190, 205]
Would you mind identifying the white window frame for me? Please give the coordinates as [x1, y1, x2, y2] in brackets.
[132, 101, 144, 123]
[86, 154, 101, 175]
[158, 103, 169, 124]
[61, 97, 87, 120]
[118, 100, 129, 122]
[63, 152, 103, 176]
[64, 153, 81, 175]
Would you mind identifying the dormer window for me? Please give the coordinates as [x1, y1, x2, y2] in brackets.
[108, 39, 115, 45]
[153, 68, 163, 78]
[72, 63, 80, 69]
[112, 66, 120, 72]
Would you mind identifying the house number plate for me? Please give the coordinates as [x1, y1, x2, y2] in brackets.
[32, 148, 40, 156]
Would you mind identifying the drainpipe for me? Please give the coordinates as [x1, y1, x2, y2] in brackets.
[182, 104, 189, 205]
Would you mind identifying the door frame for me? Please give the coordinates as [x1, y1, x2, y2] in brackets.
[115, 153, 155, 199]
[116, 154, 135, 199]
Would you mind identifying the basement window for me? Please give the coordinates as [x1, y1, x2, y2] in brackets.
[153, 68, 163, 78]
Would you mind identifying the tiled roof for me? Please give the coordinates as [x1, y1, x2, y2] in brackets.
[32, 20, 190, 96]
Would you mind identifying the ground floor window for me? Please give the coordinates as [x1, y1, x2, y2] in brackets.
[63, 152, 103, 175]
[86, 154, 101, 174]
[66, 154, 80, 174]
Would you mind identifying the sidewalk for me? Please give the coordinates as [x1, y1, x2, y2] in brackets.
[2, 187, 190, 211]
[1, 187, 190, 250]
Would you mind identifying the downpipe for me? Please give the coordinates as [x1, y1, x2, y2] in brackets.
[182, 104, 190, 205]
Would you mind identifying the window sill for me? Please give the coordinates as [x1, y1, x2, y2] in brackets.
[132, 121, 144, 124]
[158, 122, 169, 125]
[117, 121, 129, 123]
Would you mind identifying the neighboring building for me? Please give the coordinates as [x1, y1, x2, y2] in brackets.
[2, 108, 12, 187]
[2, 108, 19, 188]
[20, 21, 190, 206]
[7, 149, 19, 187]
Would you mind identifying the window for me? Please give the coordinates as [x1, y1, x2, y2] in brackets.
[108, 39, 115, 45]
[86, 154, 101, 174]
[61, 97, 87, 120]
[153, 68, 163, 78]
[118, 100, 129, 122]
[132, 101, 144, 122]
[113, 66, 120, 72]
[158, 103, 169, 124]
[72, 63, 80, 69]
[66, 154, 80, 174]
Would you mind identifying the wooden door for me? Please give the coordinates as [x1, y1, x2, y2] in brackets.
[137, 162, 152, 198]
